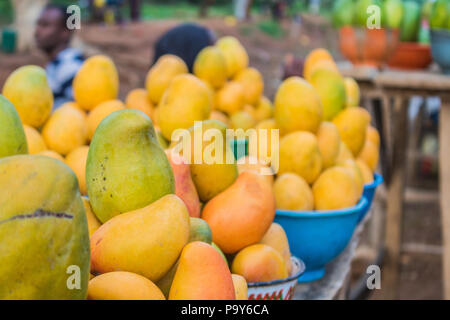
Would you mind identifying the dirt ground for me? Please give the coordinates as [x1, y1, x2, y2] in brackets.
[0, 17, 443, 300]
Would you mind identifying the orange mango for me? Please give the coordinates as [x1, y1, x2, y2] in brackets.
[169, 242, 235, 300]
[202, 171, 275, 254]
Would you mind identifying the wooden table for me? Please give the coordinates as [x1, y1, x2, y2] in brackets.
[339, 65, 450, 299]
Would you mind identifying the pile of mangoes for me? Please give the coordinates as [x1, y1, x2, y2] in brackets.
[0, 34, 380, 300]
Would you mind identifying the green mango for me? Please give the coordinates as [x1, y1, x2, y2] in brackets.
[400, 1, 422, 42]
[0, 95, 27, 158]
[86, 109, 175, 223]
[188, 217, 212, 244]
[332, 0, 355, 28]
[0, 155, 90, 299]
[384, 0, 404, 29]
[430, 0, 450, 30]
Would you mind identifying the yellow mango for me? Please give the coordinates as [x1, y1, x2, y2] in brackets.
[2, 65, 53, 128]
[279, 131, 322, 184]
[274, 77, 323, 135]
[274, 173, 313, 211]
[87, 99, 125, 140]
[88, 271, 165, 300]
[194, 46, 228, 89]
[157, 74, 212, 141]
[65, 146, 89, 195]
[234, 67, 264, 106]
[23, 125, 46, 154]
[232, 274, 248, 300]
[216, 36, 249, 78]
[259, 223, 293, 275]
[125, 88, 154, 120]
[313, 167, 359, 210]
[73, 55, 119, 111]
[42, 105, 88, 155]
[82, 197, 101, 237]
[90, 194, 190, 282]
[333, 107, 371, 156]
[146, 54, 188, 105]
[0, 155, 90, 299]
[316, 121, 341, 169]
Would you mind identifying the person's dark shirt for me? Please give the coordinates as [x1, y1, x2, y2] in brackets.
[153, 23, 215, 72]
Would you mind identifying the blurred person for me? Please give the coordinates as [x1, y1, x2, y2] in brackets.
[152, 23, 216, 72]
[35, 4, 85, 109]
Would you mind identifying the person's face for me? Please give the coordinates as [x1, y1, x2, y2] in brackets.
[35, 9, 69, 53]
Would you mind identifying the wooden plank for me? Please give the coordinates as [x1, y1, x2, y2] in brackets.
[440, 101, 450, 299]
[382, 95, 408, 299]
[374, 70, 450, 91]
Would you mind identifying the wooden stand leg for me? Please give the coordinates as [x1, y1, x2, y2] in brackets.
[440, 102, 450, 299]
[382, 96, 408, 299]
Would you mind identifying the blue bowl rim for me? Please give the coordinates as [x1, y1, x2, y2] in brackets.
[364, 173, 383, 190]
[276, 196, 368, 218]
[247, 256, 305, 288]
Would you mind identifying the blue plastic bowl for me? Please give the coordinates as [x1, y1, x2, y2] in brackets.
[274, 197, 368, 283]
[358, 173, 383, 222]
[229, 138, 248, 160]
[431, 30, 450, 75]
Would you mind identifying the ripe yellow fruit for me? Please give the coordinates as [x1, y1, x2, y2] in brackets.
[344, 77, 360, 108]
[274, 77, 323, 135]
[279, 131, 322, 184]
[2, 65, 53, 128]
[274, 173, 314, 211]
[126, 88, 154, 120]
[237, 156, 274, 185]
[146, 54, 188, 105]
[366, 126, 380, 148]
[215, 81, 245, 114]
[73, 55, 119, 111]
[333, 107, 371, 156]
[254, 96, 273, 122]
[309, 68, 346, 120]
[216, 36, 249, 77]
[259, 223, 293, 275]
[42, 105, 88, 155]
[305, 59, 339, 83]
[209, 110, 229, 126]
[37, 150, 65, 162]
[23, 125, 47, 154]
[336, 141, 354, 163]
[358, 139, 379, 172]
[82, 197, 101, 237]
[313, 167, 359, 210]
[87, 100, 125, 140]
[316, 121, 340, 169]
[65, 146, 89, 195]
[88, 271, 165, 300]
[229, 110, 256, 134]
[193, 46, 227, 89]
[234, 67, 264, 106]
[252, 118, 279, 163]
[303, 48, 335, 81]
[356, 159, 374, 184]
[337, 159, 364, 199]
[157, 74, 212, 141]
[231, 274, 248, 300]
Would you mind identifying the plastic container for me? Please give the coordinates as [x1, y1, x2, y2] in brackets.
[229, 138, 248, 160]
[274, 197, 368, 283]
[430, 30, 450, 75]
[358, 173, 383, 223]
[247, 256, 305, 300]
